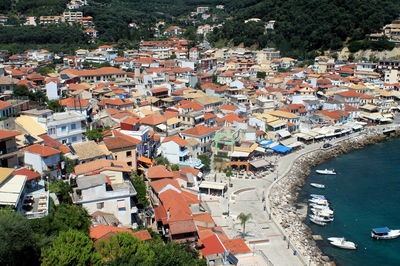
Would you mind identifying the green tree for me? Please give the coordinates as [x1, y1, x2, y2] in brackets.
[256, 71, 266, 79]
[155, 156, 170, 166]
[95, 232, 155, 265]
[171, 164, 180, 171]
[85, 128, 104, 142]
[47, 100, 65, 112]
[198, 154, 211, 171]
[41, 229, 101, 266]
[49, 180, 72, 203]
[0, 212, 39, 266]
[37, 66, 55, 76]
[61, 155, 75, 174]
[13, 84, 32, 99]
[152, 242, 206, 266]
[238, 212, 252, 237]
[52, 204, 91, 234]
[131, 172, 149, 208]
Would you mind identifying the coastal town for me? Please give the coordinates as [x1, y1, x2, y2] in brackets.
[1, 2, 400, 266]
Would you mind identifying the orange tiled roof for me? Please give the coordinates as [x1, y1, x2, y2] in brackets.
[24, 144, 60, 157]
[13, 168, 41, 181]
[0, 100, 12, 110]
[74, 159, 130, 176]
[59, 97, 90, 108]
[148, 165, 173, 179]
[0, 129, 21, 140]
[60, 67, 127, 77]
[162, 136, 187, 147]
[90, 225, 151, 241]
[181, 125, 216, 137]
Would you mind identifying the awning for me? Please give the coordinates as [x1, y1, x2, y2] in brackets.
[138, 156, 154, 165]
[199, 181, 227, 190]
[288, 141, 303, 148]
[255, 146, 266, 153]
[156, 124, 167, 131]
[277, 130, 291, 138]
[250, 159, 269, 168]
[230, 151, 250, 157]
[0, 175, 27, 207]
[280, 137, 297, 146]
[270, 145, 292, 153]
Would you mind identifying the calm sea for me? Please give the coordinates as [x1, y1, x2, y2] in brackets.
[298, 137, 400, 266]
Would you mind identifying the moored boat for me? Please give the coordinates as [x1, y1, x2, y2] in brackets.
[310, 217, 327, 226]
[316, 169, 336, 175]
[328, 237, 357, 250]
[309, 198, 329, 205]
[310, 183, 325, 189]
[309, 214, 334, 222]
[371, 227, 400, 240]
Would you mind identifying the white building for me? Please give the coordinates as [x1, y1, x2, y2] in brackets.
[38, 111, 86, 144]
[72, 174, 138, 227]
[160, 136, 202, 168]
[24, 144, 61, 177]
[45, 81, 61, 100]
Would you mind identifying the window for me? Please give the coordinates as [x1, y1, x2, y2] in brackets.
[62, 139, 67, 144]
[117, 200, 126, 211]
[97, 202, 104, 209]
[71, 136, 77, 142]
[127, 162, 132, 167]
[49, 128, 56, 135]
[71, 123, 76, 130]
[126, 151, 132, 158]
[61, 126, 67, 132]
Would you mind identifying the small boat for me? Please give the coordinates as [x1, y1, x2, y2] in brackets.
[310, 194, 326, 199]
[309, 198, 329, 205]
[316, 169, 336, 175]
[310, 217, 327, 226]
[371, 227, 400, 240]
[311, 208, 333, 217]
[309, 214, 334, 222]
[328, 237, 357, 250]
[311, 183, 325, 189]
[309, 203, 330, 209]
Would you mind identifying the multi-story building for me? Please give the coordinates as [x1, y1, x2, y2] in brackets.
[180, 125, 217, 153]
[38, 111, 86, 144]
[0, 130, 20, 168]
[72, 174, 138, 227]
[24, 144, 61, 177]
[63, 11, 83, 24]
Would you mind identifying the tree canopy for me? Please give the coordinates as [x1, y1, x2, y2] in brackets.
[41, 229, 101, 266]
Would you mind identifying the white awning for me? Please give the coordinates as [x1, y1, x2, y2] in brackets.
[250, 159, 269, 168]
[156, 124, 167, 131]
[277, 130, 291, 138]
[0, 175, 27, 207]
[199, 181, 226, 191]
[230, 151, 250, 157]
[255, 146, 266, 153]
[288, 141, 303, 148]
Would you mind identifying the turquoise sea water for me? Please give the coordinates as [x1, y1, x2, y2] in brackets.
[298, 137, 400, 266]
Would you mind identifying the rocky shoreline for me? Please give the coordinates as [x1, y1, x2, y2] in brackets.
[268, 131, 399, 266]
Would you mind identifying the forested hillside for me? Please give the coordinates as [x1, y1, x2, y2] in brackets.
[208, 0, 400, 58]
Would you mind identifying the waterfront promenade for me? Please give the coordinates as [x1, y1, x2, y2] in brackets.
[203, 125, 399, 266]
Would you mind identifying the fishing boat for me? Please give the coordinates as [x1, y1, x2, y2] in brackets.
[328, 237, 357, 250]
[316, 169, 336, 175]
[310, 217, 327, 226]
[310, 183, 325, 189]
[371, 227, 400, 240]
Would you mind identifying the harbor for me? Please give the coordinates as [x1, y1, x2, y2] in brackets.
[266, 129, 400, 265]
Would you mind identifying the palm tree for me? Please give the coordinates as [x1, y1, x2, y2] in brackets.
[238, 212, 252, 237]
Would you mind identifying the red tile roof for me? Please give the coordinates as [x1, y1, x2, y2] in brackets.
[24, 144, 60, 157]
[0, 129, 21, 140]
[200, 234, 226, 257]
[169, 220, 197, 235]
[204, 112, 217, 120]
[150, 178, 180, 193]
[13, 168, 40, 181]
[61, 67, 127, 77]
[223, 238, 251, 254]
[148, 165, 173, 179]
[337, 90, 363, 97]
[103, 136, 138, 150]
[39, 134, 70, 154]
[140, 113, 167, 125]
[181, 125, 216, 137]
[162, 136, 187, 147]
[0, 100, 12, 110]
[90, 225, 151, 241]
[220, 104, 237, 111]
[59, 97, 90, 108]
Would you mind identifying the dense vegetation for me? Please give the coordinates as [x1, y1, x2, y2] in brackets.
[209, 0, 400, 58]
[0, 202, 205, 265]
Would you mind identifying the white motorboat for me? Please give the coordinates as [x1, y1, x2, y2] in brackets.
[310, 183, 325, 189]
[371, 227, 400, 240]
[310, 217, 327, 226]
[328, 237, 357, 250]
[311, 208, 334, 216]
[309, 214, 334, 222]
[316, 169, 336, 175]
[310, 194, 326, 199]
[309, 198, 329, 205]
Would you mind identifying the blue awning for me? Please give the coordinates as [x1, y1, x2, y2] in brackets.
[270, 144, 292, 153]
